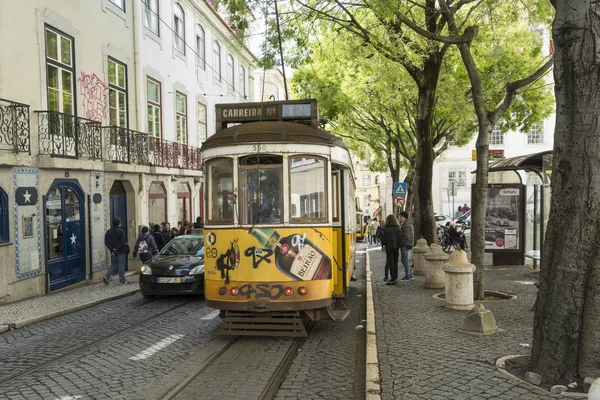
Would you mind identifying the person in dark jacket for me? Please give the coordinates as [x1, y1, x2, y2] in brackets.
[399, 211, 415, 281]
[193, 216, 204, 229]
[104, 218, 129, 285]
[380, 214, 403, 285]
[162, 222, 175, 243]
[152, 224, 166, 251]
[133, 226, 158, 263]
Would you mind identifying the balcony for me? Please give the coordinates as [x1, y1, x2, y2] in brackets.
[36, 111, 102, 160]
[0, 98, 30, 153]
[103, 126, 201, 170]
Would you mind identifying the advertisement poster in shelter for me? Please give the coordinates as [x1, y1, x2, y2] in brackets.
[485, 185, 522, 250]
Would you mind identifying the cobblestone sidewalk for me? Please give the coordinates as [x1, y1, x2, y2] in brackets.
[0, 272, 138, 332]
[368, 247, 567, 399]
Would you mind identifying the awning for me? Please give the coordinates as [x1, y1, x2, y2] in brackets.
[488, 150, 552, 173]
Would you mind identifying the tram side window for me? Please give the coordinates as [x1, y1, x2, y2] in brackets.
[289, 156, 327, 223]
[207, 158, 234, 224]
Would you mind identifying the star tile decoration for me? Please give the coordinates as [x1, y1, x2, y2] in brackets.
[15, 187, 38, 206]
[70, 233, 77, 245]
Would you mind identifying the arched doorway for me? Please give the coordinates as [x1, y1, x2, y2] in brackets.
[177, 181, 191, 223]
[45, 180, 86, 291]
[110, 180, 128, 271]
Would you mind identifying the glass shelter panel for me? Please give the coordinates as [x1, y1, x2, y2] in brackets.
[289, 157, 327, 223]
[207, 158, 234, 223]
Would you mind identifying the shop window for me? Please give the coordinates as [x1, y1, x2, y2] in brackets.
[0, 188, 8, 243]
[46, 187, 63, 259]
[177, 181, 191, 223]
[149, 181, 167, 225]
[289, 156, 327, 223]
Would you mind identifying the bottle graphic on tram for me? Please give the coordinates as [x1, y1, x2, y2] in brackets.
[250, 228, 332, 281]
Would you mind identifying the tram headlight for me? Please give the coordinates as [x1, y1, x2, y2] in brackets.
[140, 265, 152, 275]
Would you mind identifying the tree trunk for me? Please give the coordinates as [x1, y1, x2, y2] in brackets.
[530, 1, 600, 382]
[471, 129, 490, 300]
[404, 167, 416, 216]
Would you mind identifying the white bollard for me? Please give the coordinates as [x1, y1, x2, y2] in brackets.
[423, 244, 449, 289]
[411, 238, 429, 276]
[590, 377, 600, 400]
[443, 250, 475, 311]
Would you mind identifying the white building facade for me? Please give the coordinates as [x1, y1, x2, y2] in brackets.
[0, 0, 272, 303]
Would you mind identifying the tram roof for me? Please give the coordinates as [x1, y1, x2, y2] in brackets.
[201, 121, 347, 150]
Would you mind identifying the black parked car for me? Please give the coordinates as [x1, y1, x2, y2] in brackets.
[139, 234, 204, 298]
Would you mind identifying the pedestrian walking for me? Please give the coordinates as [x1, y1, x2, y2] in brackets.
[152, 224, 166, 251]
[133, 226, 158, 264]
[380, 214, 403, 285]
[399, 211, 415, 281]
[103, 218, 129, 285]
[369, 218, 380, 245]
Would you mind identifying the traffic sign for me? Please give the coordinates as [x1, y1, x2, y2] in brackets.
[393, 182, 407, 196]
[393, 195, 406, 208]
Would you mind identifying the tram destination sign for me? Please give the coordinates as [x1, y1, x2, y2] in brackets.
[216, 99, 319, 131]
[221, 105, 278, 120]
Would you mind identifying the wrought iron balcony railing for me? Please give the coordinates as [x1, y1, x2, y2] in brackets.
[102, 126, 201, 170]
[36, 111, 102, 160]
[0, 98, 31, 153]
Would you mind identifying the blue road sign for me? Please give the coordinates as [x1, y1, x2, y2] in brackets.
[393, 182, 407, 196]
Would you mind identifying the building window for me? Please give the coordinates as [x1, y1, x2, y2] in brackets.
[527, 124, 544, 144]
[363, 195, 369, 209]
[176, 92, 187, 145]
[173, 4, 185, 54]
[109, 0, 126, 11]
[448, 169, 467, 188]
[143, 0, 159, 35]
[0, 188, 8, 244]
[149, 181, 167, 225]
[213, 40, 221, 81]
[147, 78, 161, 137]
[108, 58, 127, 127]
[45, 26, 75, 115]
[195, 24, 205, 69]
[490, 124, 503, 145]
[239, 65, 246, 97]
[362, 175, 371, 187]
[198, 102, 206, 145]
[227, 54, 234, 92]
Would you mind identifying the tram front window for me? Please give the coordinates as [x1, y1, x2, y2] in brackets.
[239, 156, 282, 225]
[207, 158, 234, 224]
[290, 156, 327, 223]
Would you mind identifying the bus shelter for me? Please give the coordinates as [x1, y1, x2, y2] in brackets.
[473, 150, 552, 267]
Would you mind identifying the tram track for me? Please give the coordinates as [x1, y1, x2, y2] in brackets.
[0, 297, 196, 386]
[161, 319, 314, 400]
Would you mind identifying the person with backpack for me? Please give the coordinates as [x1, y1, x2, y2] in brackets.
[133, 226, 158, 263]
[103, 218, 129, 285]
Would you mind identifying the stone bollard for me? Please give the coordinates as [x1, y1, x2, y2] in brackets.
[423, 244, 449, 289]
[411, 238, 429, 276]
[443, 250, 476, 310]
[589, 377, 600, 399]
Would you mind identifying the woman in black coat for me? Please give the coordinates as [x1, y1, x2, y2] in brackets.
[380, 214, 403, 285]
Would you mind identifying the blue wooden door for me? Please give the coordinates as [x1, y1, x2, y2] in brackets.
[46, 183, 86, 291]
[110, 193, 128, 270]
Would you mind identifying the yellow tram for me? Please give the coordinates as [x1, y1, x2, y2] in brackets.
[201, 99, 357, 336]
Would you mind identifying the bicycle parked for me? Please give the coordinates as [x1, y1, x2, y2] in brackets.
[438, 222, 468, 253]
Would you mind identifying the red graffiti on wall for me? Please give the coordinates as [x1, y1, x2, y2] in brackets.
[78, 72, 107, 122]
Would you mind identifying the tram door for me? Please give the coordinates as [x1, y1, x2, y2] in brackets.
[45, 182, 86, 291]
[110, 181, 128, 271]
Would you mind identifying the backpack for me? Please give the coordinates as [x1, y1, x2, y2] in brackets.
[138, 238, 149, 254]
[376, 226, 384, 238]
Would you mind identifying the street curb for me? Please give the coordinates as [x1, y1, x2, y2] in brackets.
[365, 250, 382, 400]
[9, 288, 140, 331]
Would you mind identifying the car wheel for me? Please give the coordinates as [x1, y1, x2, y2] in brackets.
[142, 293, 156, 299]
